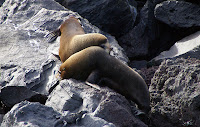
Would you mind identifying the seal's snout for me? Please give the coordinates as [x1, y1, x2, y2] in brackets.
[58, 70, 61, 74]
[56, 70, 62, 81]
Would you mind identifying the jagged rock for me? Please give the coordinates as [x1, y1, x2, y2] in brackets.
[1, 101, 61, 127]
[149, 58, 200, 127]
[155, 1, 200, 28]
[118, 0, 176, 60]
[0, 0, 147, 126]
[0, 0, 128, 95]
[54, 0, 137, 37]
[153, 31, 200, 61]
[118, 1, 150, 59]
[0, 100, 116, 127]
[46, 79, 147, 127]
[0, 86, 47, 108]
[118, 0, 200, 60]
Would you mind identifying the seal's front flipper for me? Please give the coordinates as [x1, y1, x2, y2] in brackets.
[86, 69, 102, 84]
[45, 29, 61, 43]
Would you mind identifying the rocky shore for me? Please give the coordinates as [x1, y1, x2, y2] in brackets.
[0, 0, 200, 126]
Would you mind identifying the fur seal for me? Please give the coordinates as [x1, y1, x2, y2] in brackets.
[58, 16, 111, 63]
[59, 46, 150, 113]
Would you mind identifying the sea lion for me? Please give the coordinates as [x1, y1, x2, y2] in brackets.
[59, 46, 150, 113]
[58, 16, 111, 63]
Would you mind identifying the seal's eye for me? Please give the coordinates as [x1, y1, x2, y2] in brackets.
[63, 68, 66, 71]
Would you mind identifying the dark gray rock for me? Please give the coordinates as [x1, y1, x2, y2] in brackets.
[130, 60, 147, 70]
[46, 79, 147, 127]
[118, 0, 175, 60]
[1, 101, 61, 127]
[185, 0, 200, 5]
[0, 86, 47, 108]
[149, 58, 200, 127]
[118, 1, 150, 59]
[119, 0, 199, 60]
[54, 0, 137, 37]
[155, 1, 200, 28]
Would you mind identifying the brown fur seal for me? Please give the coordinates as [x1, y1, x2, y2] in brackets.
[58, 16, 111, 63]
[59, 46, 150, 113]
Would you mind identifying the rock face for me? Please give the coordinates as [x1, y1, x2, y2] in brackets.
[119, 0, 200, 60]
[1, 101, 61, 127]
[0, 0, 128, 94]
[155, 1, 200, 28]
[46, 79, 147, 127]
[55, 0, 137, 37]
[150, 58, 200, 127]
[0, 0, 148, 126]
[0, 86, 47, 109]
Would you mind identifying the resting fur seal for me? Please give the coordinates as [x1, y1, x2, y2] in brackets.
[59, 46, 150, 113]
[58, 16, 111, 63]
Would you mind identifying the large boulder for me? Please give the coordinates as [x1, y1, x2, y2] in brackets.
[0, 86, 47, 109]
[46, 79, 147, 127]
[118, 0, 200, 60]
[118, 0, 172, 60]
[0, 0, 128, 95]
[0, 0, 148, 126]
[1, 101, 61, 127]
[54, 0, 137, 37]
[149, 58, 200, 127]
[155, 1, 200, 28]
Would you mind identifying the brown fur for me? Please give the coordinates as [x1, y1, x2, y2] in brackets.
[59, 46, 150, 113]
[59, 16, 110, 63]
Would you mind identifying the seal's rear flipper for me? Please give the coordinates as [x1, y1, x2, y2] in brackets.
[86, 70, 102, 84]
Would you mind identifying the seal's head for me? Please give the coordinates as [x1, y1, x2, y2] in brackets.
[60, 16, 81, 31]
[58, 65, 68, 79]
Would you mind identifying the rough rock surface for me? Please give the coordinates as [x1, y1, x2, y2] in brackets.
[118, 0, 173, 59]
[0, 0, 128, 94]
[1, 101, 61, 127]
[119, 0, 200, 60]
[55, 0, 137, 37]
[149, 58, 200, 127]
[0, 0, 148, 126]
[155, 1, 200, 28]
[46, 79, 147, 127]
[0, 86, 47, 108]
